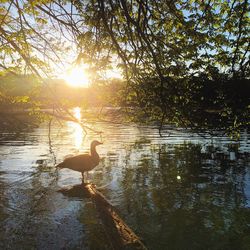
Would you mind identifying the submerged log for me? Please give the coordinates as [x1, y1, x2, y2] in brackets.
[84, 184, 147, 250]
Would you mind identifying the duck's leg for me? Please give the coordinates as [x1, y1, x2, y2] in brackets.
[81, 172, 84, 184]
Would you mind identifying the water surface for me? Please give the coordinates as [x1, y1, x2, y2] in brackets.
[0, 108, 250, 249]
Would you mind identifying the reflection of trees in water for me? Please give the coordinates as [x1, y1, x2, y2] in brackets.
[116, 142, 250, 250]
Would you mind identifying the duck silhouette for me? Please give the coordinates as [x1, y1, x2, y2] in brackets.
[56, 140, 103, 183]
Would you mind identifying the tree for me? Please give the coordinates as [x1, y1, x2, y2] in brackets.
[0, 0, 91, 131]
[72, 0, 250, 134]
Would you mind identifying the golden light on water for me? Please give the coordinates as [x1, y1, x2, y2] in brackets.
[74, 106, 81, 121]
[63, 66, 89, 88]
[69, 107, 84, 149]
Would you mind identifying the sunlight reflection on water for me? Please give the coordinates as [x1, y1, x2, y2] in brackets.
[73, 107, 81, 121]
[67, 107, 84, 150]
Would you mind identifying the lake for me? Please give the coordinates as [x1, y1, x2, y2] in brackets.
[0, 107, 250, 250]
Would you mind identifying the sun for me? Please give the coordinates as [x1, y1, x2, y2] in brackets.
[62, 66, 89, 87]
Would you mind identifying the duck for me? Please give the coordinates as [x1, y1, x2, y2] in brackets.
[56, 140, 103, 183]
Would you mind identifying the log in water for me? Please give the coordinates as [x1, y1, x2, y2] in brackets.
[84, 183, 147, 250]
[59, 183, 147, 250]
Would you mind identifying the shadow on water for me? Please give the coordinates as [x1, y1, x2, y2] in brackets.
[0, 117, 250, 250]
[58, 184, 91, 199]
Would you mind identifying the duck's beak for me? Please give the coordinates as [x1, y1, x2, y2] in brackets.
[97, 141, 103, 145]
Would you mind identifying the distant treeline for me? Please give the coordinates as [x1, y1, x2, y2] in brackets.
[121, 73, 250, 136]
[0, 72, 124, 110]
[0, 71, 249, 135]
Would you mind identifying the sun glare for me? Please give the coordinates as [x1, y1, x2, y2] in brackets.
[63, 66, 89, 88]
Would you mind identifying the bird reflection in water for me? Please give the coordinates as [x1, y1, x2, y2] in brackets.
[58, 184, 91, 199]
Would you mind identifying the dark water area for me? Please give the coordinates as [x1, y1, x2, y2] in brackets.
[0, 108, 250, 250]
